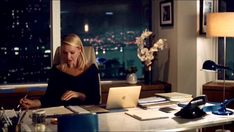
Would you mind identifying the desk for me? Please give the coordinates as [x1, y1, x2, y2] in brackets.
[18, 107, 234, 131]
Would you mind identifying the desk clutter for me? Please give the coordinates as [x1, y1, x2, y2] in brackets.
[138, 92, 193, 109]
[0, 105, 107, 132]
[1, 92, 234, 131]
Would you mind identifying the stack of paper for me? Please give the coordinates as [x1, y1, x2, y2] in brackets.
[138, 96, 167, 104]
[39, 106, 74, 117]
[125, 109, 169, 121]
[80, 105, 109, 113]
[138, 96, 170, 109]
[155, 92, 193, 102]
[66, 106, 90, 114]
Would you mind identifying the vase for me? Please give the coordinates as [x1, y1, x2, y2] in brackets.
[126, 73, 138, 84]
[144, 66, 152, 85]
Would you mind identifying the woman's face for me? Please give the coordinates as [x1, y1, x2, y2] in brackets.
[61, 44, 81, 68]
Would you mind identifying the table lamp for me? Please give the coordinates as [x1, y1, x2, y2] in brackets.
[205, 12, 234, 115]
[202, 60, 234, 73]
[202, 60, 234, 115]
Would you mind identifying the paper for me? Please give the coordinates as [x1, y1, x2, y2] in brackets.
[155, 92, 193, 101]
[4, 109, 17, 118]
[66, 106, 90, 114]
[81, 105, 109, 113]
[125, 109, 169, 121]
[138, 96, 167, 104]
[39, 106, 73, 116]
[138, 101, 177, 109]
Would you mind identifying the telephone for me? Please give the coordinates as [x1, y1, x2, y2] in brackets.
[175, 95, 207, 119]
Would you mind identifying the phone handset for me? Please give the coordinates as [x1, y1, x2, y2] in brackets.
[175, 95, 207, 119]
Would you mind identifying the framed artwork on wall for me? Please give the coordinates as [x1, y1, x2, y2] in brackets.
[199, 0, 214, 34]
[160, 0, 173, 27]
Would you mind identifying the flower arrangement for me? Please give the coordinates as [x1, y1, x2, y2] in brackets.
[136, 29, 167, 69]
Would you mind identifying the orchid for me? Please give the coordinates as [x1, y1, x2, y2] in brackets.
[136, 29, 167, 67]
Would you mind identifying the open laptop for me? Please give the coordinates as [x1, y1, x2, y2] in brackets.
[106, 86, 141, 109]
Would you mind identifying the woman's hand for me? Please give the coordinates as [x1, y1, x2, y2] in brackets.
[20, 98, 41, 109]
[61, 90, 86, 101]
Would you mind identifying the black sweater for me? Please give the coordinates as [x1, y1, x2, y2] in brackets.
[40, 64, 100, 107]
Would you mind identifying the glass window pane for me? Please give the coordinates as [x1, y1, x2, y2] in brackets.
[0, 0, 51, 84]
[61, 0, 151, 80]
[218, 0, 234, 80]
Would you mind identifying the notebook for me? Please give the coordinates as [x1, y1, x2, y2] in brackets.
[106, 86, 141, 109]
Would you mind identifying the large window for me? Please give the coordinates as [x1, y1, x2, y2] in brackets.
[61, 0, 151, 80]
[218, 0, 234, 80]
[0, 0, 151, 85]
[0, 0, 51, 84]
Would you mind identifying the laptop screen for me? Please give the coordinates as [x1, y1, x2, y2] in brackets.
[106, 86, 141, 109]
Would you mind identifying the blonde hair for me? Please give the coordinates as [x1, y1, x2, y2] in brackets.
[61, 33, 88, 70]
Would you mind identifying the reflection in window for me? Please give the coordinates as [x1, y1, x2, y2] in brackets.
[218, 0, 234, 80]
[61, 0, 151, 80]
[0, 0, 51, 84]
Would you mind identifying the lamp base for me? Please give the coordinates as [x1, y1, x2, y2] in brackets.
[212, 110, 233, 115]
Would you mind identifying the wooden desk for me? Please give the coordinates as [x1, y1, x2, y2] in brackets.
[0, 81, 171, 109]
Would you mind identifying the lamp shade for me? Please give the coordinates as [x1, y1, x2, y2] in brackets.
[202, 60, 232, 72]
[206, 12, 234, 37]
[202, 60, 217, 71]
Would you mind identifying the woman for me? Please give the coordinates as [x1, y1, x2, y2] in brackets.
[20, 34, 100, 109]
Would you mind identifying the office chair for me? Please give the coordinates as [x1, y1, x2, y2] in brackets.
[53, 46, 102, 104]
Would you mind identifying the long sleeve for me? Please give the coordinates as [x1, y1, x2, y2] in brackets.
[83, 64, 100, 105]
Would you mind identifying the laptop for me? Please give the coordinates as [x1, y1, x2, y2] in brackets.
[106, 86, 141, 109]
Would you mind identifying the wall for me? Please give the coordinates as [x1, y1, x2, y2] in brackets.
[152, 0, 177, 92]
[153, 0, 216, 96]
[52, 0, 61, 60]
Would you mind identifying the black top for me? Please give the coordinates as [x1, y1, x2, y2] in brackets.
[40, 64, 100, 107]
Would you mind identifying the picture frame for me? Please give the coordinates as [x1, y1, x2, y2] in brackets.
[160, 0, 173, 27]
[199, 0, 214, 34]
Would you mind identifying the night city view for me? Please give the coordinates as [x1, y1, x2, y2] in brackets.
[0, 0, 51, 84]
[0, 0, 151, 84]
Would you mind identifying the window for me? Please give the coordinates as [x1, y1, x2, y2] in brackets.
[218, 0, 234, 80]
[0, 0, 51, 84]
[61, 0, 151, 80]
[0, 0, 151, 85]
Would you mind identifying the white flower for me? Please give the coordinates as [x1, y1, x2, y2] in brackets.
[136, 30, 167, 67]
[140, 30, 152, 40]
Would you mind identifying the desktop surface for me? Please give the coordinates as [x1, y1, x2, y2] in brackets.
[18, 107, 234, 131]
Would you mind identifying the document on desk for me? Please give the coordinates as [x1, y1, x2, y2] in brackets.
[66, 106, 90, 114]
[155, 92, 193, 102]
[4, 109, 17, 118]
[125, 109, 169, 121]
[80, 105, 109, 113]
[40, 106, 74, 116]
